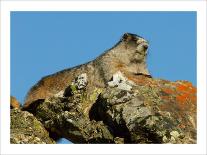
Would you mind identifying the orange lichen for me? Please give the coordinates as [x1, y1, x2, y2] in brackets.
[174, 82, 196, 105]
[189, 87, 197, 94]
[176, 94, 188, 103]
[176, 82, 196, 94]
[177, 84, 189, 92]
[175, 91, 196, 110]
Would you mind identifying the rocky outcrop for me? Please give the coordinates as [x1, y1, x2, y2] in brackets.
[12, 33, 196, 144]
[22, 72, 196, 144]
[90, 75, 196, 143]
[25, 73, 114, 143]
[10, 108, 55, 144]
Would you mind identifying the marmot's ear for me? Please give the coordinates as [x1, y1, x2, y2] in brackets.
[122, 33, 140, 43]
[122, 33, 131, 42]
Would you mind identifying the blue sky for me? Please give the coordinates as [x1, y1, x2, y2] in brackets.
[11, 11, 196, 144]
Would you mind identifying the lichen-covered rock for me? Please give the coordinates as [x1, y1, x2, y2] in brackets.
[35, 98, 114, 143]
[10, 108, 55, 144]
[71, 73, 88, 89]
[23, 72, 196, 144]
[108, 71, 135, 91]
[26, 81, 114, 143]
[90, 77, 196, 144]
[63, 73, 88, 97]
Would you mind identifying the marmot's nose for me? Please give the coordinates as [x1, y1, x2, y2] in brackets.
[143, 44, 148, 50]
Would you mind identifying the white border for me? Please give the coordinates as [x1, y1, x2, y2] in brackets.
[0, 0, 206, 155]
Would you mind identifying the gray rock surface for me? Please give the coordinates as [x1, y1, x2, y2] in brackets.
[71, 73, 88, 89]
[10, 108, 55, 144]
[23, 72, 196, 144]
[108, 71, 135, 91]
[90, 78, 196, 144]
[26, 80, 114, 143]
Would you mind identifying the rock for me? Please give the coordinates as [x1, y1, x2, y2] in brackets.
[24, 73, 113, 143]
[10, 109, 55, 144]
[64, 73, 88, 97]
[90, 78, 196, 144]
[114, 137, 125, 144]
[23, 73, 196, 144]
[71, 73, 88, 90]
[10, 96, 20, 109]
[29, 92, 114, 143]
[108, 71, 135, 91]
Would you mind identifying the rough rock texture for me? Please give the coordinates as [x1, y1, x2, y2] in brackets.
[24, 72, 196, 144]
[108, 71, 135, 91]
[26, 76, 114, 143]
[90, 76, 196, 143]
[10, 108, 55, 144]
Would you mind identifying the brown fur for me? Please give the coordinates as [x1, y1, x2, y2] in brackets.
[24, 33, 150, 109]
[10, 96, 20, 109]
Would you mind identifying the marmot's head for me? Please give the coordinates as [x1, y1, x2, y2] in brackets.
[100, 33, 150, 76]
[121, 33, 149, 63]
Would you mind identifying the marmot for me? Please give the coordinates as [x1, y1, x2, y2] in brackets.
[23, 33, 150, 108]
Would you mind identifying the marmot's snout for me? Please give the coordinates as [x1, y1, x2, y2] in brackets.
[143, 44, 148, 50]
